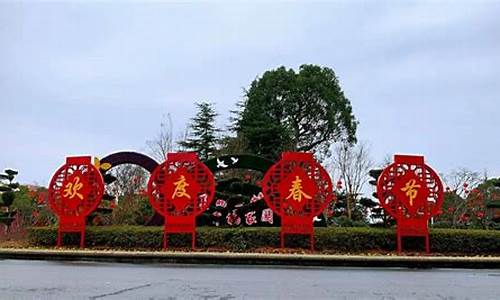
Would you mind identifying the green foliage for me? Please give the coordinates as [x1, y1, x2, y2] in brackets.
[328, 192, 372, 224]
[1, 191, 15, 207]
[0, 168, 19, 208]
[178, 102, 219, 160]
[235, 65, 358, 160]
[366, 168, 394, 227]
[0, 169, 20, 228]
[27, 226, 500, 254]
[110, 195, 153, 225]
[330, 216, 368, 227]
[11, 186, 34, 224]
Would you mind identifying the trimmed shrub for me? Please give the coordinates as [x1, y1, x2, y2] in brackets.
[27, 226, 500, 254]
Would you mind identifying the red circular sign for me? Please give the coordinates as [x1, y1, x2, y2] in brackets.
[147, 153, 215, 217]
[377, 156, 443, 220]
[262, 152, 335, 218]
[48, 157, 104, 218]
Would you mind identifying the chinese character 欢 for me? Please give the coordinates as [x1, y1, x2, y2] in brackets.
[63, 176, 84, 200]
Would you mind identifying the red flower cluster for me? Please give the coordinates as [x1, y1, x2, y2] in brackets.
[215, 199, 227, 208]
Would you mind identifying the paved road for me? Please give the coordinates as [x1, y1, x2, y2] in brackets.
[0, 259, 499, 299]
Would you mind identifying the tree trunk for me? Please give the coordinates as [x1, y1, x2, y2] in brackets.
[346, 194, 352, 219]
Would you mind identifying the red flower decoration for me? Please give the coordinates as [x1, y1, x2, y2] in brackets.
[215, 199, 227, 208]
[250, 192, 264, 203]
[226, 211, 241, 226]
[459, 214, 470, 222]
[336, 180, 343, 190]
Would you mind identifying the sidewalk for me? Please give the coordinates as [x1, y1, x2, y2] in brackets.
[1, 248, 499, 268]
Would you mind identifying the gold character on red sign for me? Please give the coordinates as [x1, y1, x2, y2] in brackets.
[401, 179, 421, 206]
[172, 175, 191, 199]
[63, 176, 84, 200]
[286, 176, 312, 202]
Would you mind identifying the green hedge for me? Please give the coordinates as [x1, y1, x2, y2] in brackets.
[27, 226, 500, 254]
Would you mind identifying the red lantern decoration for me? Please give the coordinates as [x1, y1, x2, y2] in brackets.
[262, 152, 335, 250]
[48, 156, 104, 248]
[148, 152, 215, 249]
[377, 155, 444, 254]
[336, 180, 343, 190]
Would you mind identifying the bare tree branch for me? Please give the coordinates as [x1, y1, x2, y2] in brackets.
[327, 141, 373, 219]
[108, 164, 148, 197]
[146, 113, 174, 162]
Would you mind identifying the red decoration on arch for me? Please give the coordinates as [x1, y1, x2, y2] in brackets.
[147, 152, 215, 249]
[377, 154, 444, 254]
[262, 152, 335, 250]
[48, 156, 104, 248]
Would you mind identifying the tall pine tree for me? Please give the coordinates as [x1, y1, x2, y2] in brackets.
[179, 102, 219, 160]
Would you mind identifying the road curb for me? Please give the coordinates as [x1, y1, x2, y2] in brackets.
[1, 248, 500, 268]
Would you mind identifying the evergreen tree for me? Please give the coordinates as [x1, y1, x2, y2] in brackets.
[0, 168, 19, 228]
[179, 102, 219, 160]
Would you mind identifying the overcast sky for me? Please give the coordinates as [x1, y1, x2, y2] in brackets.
[1, 0, 499, 186]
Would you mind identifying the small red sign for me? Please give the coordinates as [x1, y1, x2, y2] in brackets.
[377, 154, 443, 254]
[48, 156, 104, 248]
[148, 152, 215, 249]
[262, 152, 335, 250]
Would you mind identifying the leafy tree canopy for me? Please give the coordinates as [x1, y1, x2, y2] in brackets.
[235, 64, 357, 160]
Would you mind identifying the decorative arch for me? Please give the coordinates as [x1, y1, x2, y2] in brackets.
[96, 151, 161, 225]
[98, 151, 159, 173]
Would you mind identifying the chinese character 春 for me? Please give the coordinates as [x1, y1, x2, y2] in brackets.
[63, 176, 84, 200]
[172, 175, 191, 199]
[401, 179, 421, 206]
[286, 176, 312, 202]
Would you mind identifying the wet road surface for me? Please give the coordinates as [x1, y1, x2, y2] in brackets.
[0, 259, 499, 299]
